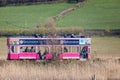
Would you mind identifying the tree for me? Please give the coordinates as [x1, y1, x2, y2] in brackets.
[68, 0, 85, 3]
[0, 0, 7, 6]
[0, 0, 66, 6]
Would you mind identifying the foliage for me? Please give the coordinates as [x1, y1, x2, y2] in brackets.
[0, 0, 65, 6]
[0, 27, 83, 36]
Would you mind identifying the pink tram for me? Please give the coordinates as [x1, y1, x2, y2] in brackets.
[7, 37, 91, 60]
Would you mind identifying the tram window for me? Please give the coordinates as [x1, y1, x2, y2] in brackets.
[24, 46, 30, 52]
[20, 47, 23, 53]
[10, 46, 17, 53]
[20, 46, 36, 52]
[11, 46, 14, 53]
[52, 46, 61, 54]
[30, 46, 35, 52]
[63, 46, 69, 52]
[63, 46, 79, 52]
[37, 46, 49, 55]
[71, 46, 78, 52]
[64, 47, 68, 52]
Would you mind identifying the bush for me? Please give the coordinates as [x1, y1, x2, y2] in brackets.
[0, 0, 67, 6]
[0, 27, 84, 37]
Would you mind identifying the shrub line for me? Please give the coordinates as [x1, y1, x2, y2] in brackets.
[0, 29, 120, 37]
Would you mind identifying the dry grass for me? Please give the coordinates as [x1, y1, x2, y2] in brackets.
[0, 59, 120, 80]
[0, 37, 120, 80]
[0, 37, 8, 60]
[91, 37, 120, 58]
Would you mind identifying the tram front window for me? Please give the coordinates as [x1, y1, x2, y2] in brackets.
[10, 46, 17, 53]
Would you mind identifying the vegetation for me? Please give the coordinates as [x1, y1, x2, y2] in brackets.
[0, 0, 83, 6]
[0, 3, 74, 30]
[56, 0, 120, 29]
[0, 0, 60, 6]
[0, 0, 120, 30]
[0, 59, 120, 80]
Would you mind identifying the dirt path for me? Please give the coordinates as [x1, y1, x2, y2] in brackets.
[53, 0, 88, 21]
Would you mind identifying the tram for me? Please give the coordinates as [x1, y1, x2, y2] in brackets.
[7, 37, 91, 60]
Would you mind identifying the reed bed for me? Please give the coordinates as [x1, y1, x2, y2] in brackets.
[0, 58, 120, 80]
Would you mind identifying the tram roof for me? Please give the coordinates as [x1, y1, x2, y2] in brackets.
[7, 37, 91, 40]
[7, 37, 91, 46]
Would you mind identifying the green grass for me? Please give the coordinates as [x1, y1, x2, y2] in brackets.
[56, 0, 120, 29]
[0, 0, 120, 30]
[0, 3, 73, 30]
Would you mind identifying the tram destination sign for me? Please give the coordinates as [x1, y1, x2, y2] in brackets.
[9, 38, 91, 45]
[19, 39, 80, 45]
[19, 39, 46, 45]
[60, 40, 79, 45]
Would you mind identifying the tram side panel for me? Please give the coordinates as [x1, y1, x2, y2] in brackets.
[59, 52, 80, 60]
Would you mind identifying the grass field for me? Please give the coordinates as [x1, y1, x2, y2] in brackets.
[0, 37, 120, 80]
[0, 0, 120, 30]
[0, 3, 73, 30]
[56, 0, 120, 29]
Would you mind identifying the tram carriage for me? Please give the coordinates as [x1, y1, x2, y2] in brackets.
[7, 37, 91, 60]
